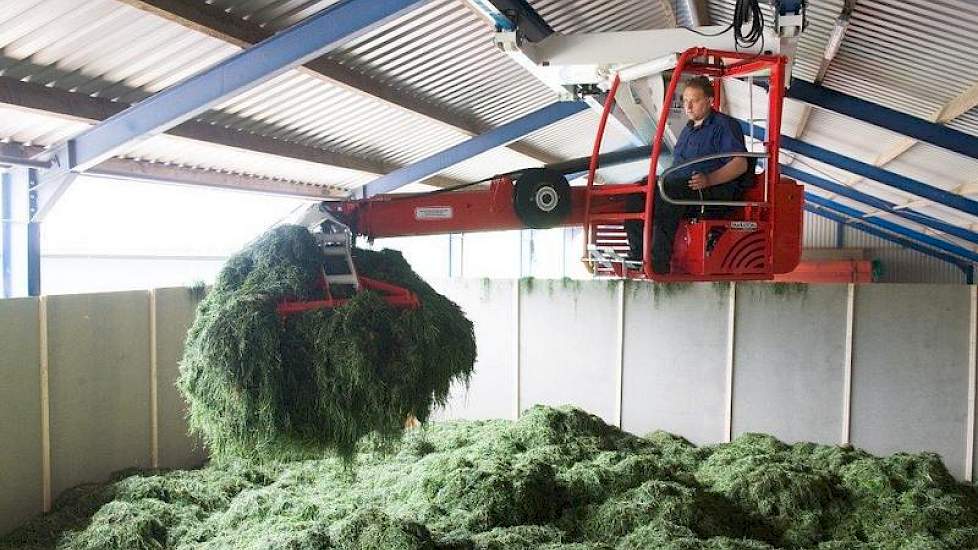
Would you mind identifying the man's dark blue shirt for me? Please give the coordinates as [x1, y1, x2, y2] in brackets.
[671, 110, 749, 187]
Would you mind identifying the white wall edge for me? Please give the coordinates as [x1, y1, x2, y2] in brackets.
[724, 282, 737, 443]
[513, 280, 521, 420]
[149, 289, 159, 469]
[615, 279, 625, 428]
[966, 285, 976, 482]
[842, 283, 855, 446]
[38, 295, 51, 512]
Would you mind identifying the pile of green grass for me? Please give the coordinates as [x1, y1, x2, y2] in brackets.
[4, 405, 978, 549]
[177, 224, 477, 462]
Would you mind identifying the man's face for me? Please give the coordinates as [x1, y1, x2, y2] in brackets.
[682, 85, 712, 123]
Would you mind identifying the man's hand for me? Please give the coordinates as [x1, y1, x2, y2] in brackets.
[689, 171, 712, 190]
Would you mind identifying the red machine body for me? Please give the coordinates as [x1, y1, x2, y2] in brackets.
[320, 47, 804, 283]
[666, 176, 803, 280]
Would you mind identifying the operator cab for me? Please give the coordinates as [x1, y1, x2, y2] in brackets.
[582, 48, 804, 281]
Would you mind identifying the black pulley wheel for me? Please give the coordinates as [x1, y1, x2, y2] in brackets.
[513, 168, 572, 229]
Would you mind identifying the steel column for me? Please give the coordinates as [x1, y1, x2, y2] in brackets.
[357, 101, 588, 198]
[788, 79, 978, 160]
[1, 171, 11, 297]
[27, 169, 40, 296]
[740, 121, 978, 217]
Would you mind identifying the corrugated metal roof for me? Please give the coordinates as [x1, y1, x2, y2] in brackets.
[435, 146, 542, 182]
[0, 105, 86, 146]
[0, 105, 370, 190]
[671, 0, 695, 27]
[207, 70, 473, 167]
[328, 0, 556, 128]
[517, 108, 636, 162]
[794, 109, 915, 168]
[883, 142, 978, 198]
[526, 0, 676, 32]
[206, 0, 343, 30]
[948, 107, 978, 138]
[704, 0, 776, 31]
[802, 210, 839, 248]
[786, 0, 846, 83]
[204, 0, 593, 144]
[435, 108, 637, 182]
[0, 0, 551, 192]
[821, 0, 978, 122]
[0, 0, 238, 103]
[126, 134, 374, 189]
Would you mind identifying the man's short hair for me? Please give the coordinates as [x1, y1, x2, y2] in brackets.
[684, 76, 714, 98]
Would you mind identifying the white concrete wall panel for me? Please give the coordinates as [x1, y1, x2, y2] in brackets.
[431, 279, 516, 420]
[851, 284, 971, 480]
[519, 279, 621, 423]
[732, 284, 847, 444]
[621, 282, 730, 445]
[46, 291, 152, 499]
[0, 298, 42, 535]
[153, 288, 207, 469]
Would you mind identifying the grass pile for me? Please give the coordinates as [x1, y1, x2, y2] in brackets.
[177, 224, 476, 461]
[5, 405, 978, 549]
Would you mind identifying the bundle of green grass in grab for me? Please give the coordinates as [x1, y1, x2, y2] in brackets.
[177, 224, 477, 462]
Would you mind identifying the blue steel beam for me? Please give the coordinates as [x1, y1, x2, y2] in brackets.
[804, 192, 978, 264]
[781, 164, 978, 245]
[739, 120, 978, 217]
[788, 79, 978, 160]
[356, 101, 588, 198]
[27, 169, 40, 296]
[63, 0, 428, 172]
[804, 204, 969, 273]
